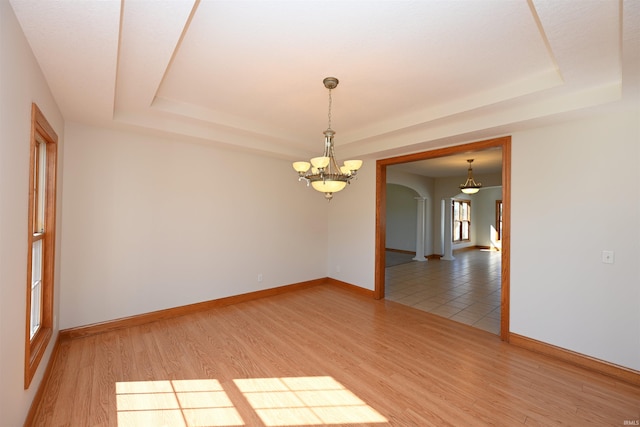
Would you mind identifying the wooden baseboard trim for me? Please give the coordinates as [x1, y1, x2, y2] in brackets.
[474, 245, 493, 250]
[385, 248, 437, 261]
[326, 277, 375, 298]
[24, 333, 62, 427]
[453, 245, 497, 253]
[385, 248, 414, 255]
[59, 279, 327, 340]
[509, 333, 640, 387]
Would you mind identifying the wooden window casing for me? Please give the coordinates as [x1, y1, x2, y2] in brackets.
[496, 200, 503, 241]
[24, 104, 58, 389]
[452, 199, 471, 243]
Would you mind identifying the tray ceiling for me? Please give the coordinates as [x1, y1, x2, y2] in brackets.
[9, 0, 639, 161]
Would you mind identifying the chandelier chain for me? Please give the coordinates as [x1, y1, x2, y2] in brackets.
[327, 88, 332, 130]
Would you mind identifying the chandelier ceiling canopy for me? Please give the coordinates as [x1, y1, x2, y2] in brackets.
[292, 77, 362, 201]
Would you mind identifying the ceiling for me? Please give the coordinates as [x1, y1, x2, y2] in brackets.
[9, 0, 640, 170]
[390, 149, 503, 178]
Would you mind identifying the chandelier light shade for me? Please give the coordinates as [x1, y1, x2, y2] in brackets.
[292, 77, 362, 201]
[460, 159, 482, 194]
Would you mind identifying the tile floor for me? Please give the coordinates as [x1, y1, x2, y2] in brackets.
[385, 249, 502, 335]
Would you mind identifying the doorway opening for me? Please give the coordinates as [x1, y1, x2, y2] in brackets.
[375, 136, 511, 341]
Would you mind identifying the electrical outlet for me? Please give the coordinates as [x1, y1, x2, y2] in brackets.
[258, 273, 263, 282]
[602, 251, 614, 264]
[336, 265, 341, 273]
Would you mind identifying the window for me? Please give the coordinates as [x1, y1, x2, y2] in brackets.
[452, 199, 471, 242]
[25, 104, 58, 388]
[496, 200, 503, 241]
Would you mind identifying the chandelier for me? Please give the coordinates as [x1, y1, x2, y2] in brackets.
[460, 159, 482, 194]
[292, 77, 362, 201]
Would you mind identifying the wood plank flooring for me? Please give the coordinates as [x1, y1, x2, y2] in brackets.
[30, 285, 640, 426]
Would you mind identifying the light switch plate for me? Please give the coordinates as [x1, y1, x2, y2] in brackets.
[602, 250, 614, 264]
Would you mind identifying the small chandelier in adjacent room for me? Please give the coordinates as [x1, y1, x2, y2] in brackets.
[460, 159, 482, 194]
[292, 77, 362, 201]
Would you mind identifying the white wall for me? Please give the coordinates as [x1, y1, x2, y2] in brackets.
[474, 186, 502, 248]
[432, 173, 502, 254]
[337, 109, 640, 371]
[385, 170, 501, 255]
[387, 169, 435, 255]
[59, 123, 329, 328]
[386, 184, 419, 252]
[327, 158, 376, 290]
[0, 2, 65, 425]
[510, 109, 640, 370]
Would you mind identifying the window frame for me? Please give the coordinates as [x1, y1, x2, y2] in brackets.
[452, 199, 471, 243]
[24, 104, 58, 389]
[496, 200, 503, 242]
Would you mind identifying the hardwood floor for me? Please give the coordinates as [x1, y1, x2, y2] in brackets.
[30, 285, 639, 426]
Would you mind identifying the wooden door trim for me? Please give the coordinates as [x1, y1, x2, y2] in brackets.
[375, 136, 511, 341]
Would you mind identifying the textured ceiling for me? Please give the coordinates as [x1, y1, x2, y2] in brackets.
[9, 0, 639, 166]
[391, 148, 504, 179]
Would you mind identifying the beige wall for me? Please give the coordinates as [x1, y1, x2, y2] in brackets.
[474, 186, 503, 248]
[386, 170, 436, 255]
[327, 156, 377, 289]
[59, 122, 329, 328]
[432, 172, 502, 253]
[339, 110, 640, 370]
[0, 2, 65, 425]
[509, 110, 640, 370]
[385, 184, 420, 252]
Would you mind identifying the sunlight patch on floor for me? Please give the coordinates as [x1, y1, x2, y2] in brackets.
[116, 376, 387, 426]
[116, 379, 243, 426]
[234, 376, 387, 426]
